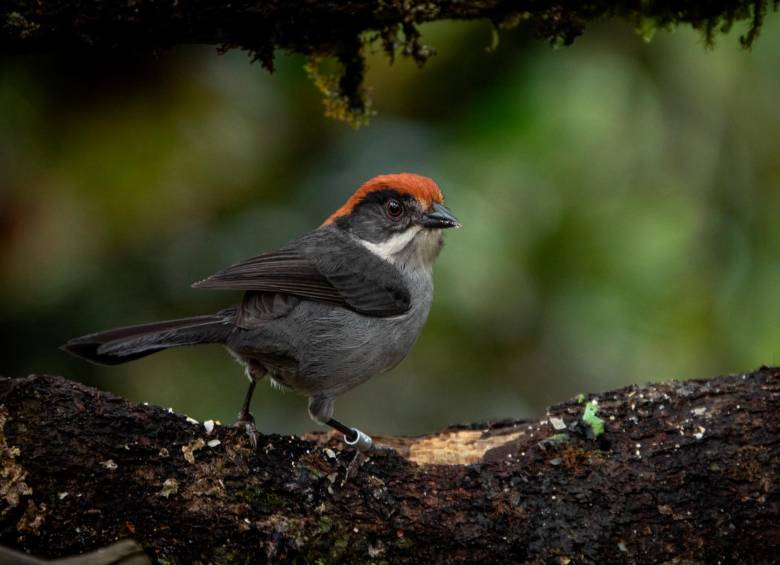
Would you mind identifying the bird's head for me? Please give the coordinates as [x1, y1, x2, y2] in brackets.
[322, 174, 460, 270]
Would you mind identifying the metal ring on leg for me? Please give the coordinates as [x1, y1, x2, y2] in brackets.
[344, 428, 373, 452]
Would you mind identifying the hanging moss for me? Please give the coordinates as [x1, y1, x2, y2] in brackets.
[304, 0, 777, 124]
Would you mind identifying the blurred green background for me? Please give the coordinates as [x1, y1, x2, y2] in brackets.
[1, 19, 778, 437]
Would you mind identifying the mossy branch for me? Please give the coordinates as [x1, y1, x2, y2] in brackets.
[1, 1, 776, 123]
[0, 368, 778, 562]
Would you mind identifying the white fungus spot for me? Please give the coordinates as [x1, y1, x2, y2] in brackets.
[160, 478, 178, 498]
[207, 439, 221, 448]
[368, 543, 385, 558]
[203, 420, 215, 434]
[100, 459, 117, 470]
[549, 417, 566, 431]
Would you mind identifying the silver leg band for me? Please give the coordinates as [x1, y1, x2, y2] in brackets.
[343, 428, 373, 452]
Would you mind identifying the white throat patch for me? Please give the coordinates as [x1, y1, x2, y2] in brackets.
[356, 226, 422, 263]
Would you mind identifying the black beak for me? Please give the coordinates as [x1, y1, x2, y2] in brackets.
[422, 203, 461, 229]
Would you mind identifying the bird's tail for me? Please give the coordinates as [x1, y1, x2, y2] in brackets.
[62, 311, 235, 366]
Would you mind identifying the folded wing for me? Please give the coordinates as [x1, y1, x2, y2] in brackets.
[192, 229, 411, 317]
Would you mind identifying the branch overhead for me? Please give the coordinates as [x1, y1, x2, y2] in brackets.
[1, 0, 776, 122]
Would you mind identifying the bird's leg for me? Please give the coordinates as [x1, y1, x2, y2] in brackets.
[237, 380, 258, 447]
[327, 416, 374, 480]
[308, 396, 373, 452]
[326, 418, 373, 452]
[236, 361, 266, 448]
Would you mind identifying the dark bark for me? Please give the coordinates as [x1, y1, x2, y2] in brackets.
[0, 0, 774, 57]
[0, 367, 777, 563]
[1, 1, 774, 122]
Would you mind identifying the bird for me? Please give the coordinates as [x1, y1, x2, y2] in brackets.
[63, 173, 460, 451]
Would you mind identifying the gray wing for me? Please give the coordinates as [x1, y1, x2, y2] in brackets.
[192, 229, 411, 317]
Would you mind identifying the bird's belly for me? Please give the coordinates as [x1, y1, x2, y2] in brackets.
[230, 301, 430, 397]
[295, 311, 424, 396]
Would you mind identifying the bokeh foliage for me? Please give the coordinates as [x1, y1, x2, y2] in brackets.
[1, 19, 778, 436]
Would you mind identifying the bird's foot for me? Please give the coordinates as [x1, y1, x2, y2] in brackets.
[235, 411, 258, 449]
[345, 450, 368, 481]
[341, 428, 395, 481]
[342, 442, 395, 481]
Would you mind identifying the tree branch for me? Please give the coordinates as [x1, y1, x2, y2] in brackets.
[1, 1, 776, 122]
[0, 367, 777, 562]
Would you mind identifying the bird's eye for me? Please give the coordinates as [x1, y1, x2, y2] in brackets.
[385, 199, 403, 220]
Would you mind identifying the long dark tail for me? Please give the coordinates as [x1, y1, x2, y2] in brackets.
[62, 312, 235, 366]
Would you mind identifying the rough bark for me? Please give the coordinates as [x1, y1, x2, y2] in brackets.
[0, 367, 777, 563]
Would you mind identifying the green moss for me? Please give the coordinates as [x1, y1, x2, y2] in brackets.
[582, 401, 605, 438]
[300, 463, 325, 480]
[318, 516, 333, 534]
[299, 0, 776, 124]
[212, 545, 250, 565]
[331, 534, 351, 559]
[237, 485, 285, 510]
[4, 12, 41, 40]
[305, 52, 372, 129]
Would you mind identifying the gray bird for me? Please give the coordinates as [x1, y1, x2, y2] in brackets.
[63, 173, 460, 451]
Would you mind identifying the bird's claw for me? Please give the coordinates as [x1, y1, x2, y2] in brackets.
[340, 428, 376, 482]
[344, 450, 368, 481]
[342, 442, 395, 482]
[235, 412, 258, 449]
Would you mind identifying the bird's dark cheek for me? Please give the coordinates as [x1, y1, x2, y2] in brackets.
[392, 217, 413, 232]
